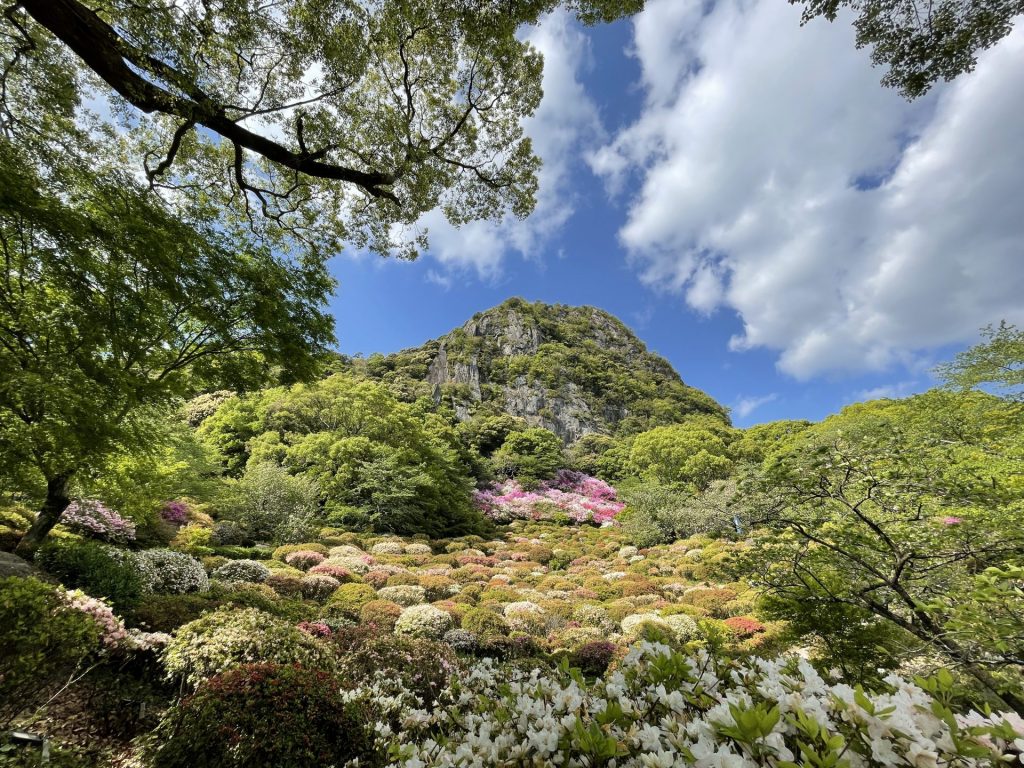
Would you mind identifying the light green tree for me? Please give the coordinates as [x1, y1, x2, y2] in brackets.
[0, 142, 334, 556]
[202, 374, 481, 537]
[627, 418, 735, 489]
[937, 322, 1024, 400]
[748, 389, 1024, 712]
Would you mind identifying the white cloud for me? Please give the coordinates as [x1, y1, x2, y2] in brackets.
[593, 0, 1024, 379]
[425, 269, 452, 290]
[853, 380, 920, 402]
[733, 393, 777, 419]
[420, 10, 602, 279]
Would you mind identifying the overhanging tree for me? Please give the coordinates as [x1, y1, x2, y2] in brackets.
[748, 390, 1024, 712]
[2, 0, 642, 255]
[0, 141, 334, 555]
[792, 0, 1023, 98]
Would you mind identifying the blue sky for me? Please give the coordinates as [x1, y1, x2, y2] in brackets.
[327, 2, 1024, 427]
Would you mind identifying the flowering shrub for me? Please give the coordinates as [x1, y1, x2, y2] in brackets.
[160, 500, 190, 526]
[61, 499, 136, 543]
[147, 663, 373, 768]
[723, 615, 767, 637]
[338, 636, 459, 721]
[163, 607, 334, 687]
[473, 470, 625, 525]
[284, 549, 326, 570]
[381, 642, 1024, 767]
[569, 640, 618, 677]
[137, 549, 210, 594]
[360, 600, 404, 632]
[405, 542, 433, 555]
[394, 604, 455, 639]
[308, 563, 356, 581]
[64, 589, 170, 651]
[210, 558, 271, 583]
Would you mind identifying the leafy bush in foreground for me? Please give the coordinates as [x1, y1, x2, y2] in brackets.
[0, 577, 101, 724]
[147, 663, 373, 768]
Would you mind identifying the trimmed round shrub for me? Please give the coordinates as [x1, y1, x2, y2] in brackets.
[620, 613, 670, 640]
[723, 615, 766, 637]
[419, 575, 456, 601]
[328, 544, 366, 558]
[443, 628, 477, 654]
[211, 559, 270, 584]
[324, 583, 377, 620]
[377, 584, 426, 607]
[569, 640, 617, 678]
[163, 607, 333, 687]
[137, 549, 210, 594]
[665, 613, 701, 642]
[37, 537, 146, 608]
[272, 542, 329, 561]
[0, 577, 102, 724]
[370, 541, 405, 555]
[300, 574, 340, 601]
[405, 542, 433, 555]
[359, 600, 403, 632]
[323, 555, 371, 574]
[147, 663, 373, 768]
[307, 563, 357, 582]
[394, 604, 454, 639]
[461, 607, 510, 636]
[265, 572, 304, 598]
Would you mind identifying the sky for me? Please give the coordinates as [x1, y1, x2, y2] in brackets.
[326, 0, 1024, 427]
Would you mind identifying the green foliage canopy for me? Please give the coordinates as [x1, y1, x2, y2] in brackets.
[3, 0, 642, 255]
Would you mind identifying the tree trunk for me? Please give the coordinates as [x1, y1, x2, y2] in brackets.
[14, 472, 73, 558]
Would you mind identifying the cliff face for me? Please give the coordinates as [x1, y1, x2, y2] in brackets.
[352, 298, 728, 442]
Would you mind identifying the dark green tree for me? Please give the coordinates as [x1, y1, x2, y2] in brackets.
[0, 143, 334, 555]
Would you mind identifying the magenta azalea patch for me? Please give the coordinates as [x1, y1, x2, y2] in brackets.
[473, 470, 624, 525]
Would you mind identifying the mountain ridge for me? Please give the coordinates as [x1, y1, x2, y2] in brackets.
[338, 298, 728, 442]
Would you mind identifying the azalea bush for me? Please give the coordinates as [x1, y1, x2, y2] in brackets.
[162, 607, 334, 687]
[474, 470, 624, 525]
[211, 558, 271, 583]
[136, 549, 210, 594]
[61, 499, 136, 543]
[37, 537, 148, 607]
[380, 641, 1024, 768]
